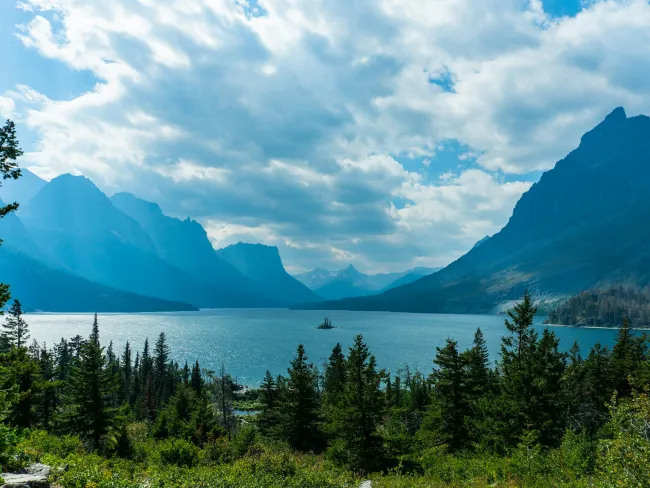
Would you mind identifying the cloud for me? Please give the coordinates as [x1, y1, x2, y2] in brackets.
[0, 97, 15, 118]
[4, 0, 650, 272]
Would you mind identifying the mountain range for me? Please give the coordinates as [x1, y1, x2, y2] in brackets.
[294, 265, 441, 300]
[0, 172, 319, 312]
[4, 106, 647, 315]
[295, 107, 650, 314]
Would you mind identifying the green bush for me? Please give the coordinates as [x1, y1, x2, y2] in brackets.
[156, 438, 199, 468]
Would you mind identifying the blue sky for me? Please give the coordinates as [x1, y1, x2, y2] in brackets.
[2, 0, 649, 273]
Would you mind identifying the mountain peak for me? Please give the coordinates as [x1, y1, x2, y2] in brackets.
[606, 106, 627, 122]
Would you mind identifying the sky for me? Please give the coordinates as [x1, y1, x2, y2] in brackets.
[2, 0, 650, 274]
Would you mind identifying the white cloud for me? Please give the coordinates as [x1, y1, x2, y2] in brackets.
[0, 97, 15, 118]
[5, 0, 650, 272]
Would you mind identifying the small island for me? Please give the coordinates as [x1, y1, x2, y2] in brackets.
[317, 317, 335, 329]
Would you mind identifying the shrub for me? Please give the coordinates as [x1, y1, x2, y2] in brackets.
[156, 438, 199, 468]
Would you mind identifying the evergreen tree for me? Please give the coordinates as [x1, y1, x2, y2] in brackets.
[0, 346, 39, 428]
[0, 120, 23, 314]
[121, 341, 132, 404]
[327, 335, 385, 473]
[154, 332, 170, 401]
[259, 370, 280, 434]
[65, 316, 115, 449]
[144, 372, 156, 421]
[54, 338, 71, 382]
[1, 300, 29, 349]
[504, 290, 537, 361]
[213, 363, 235, 439]
[463, 328, 492, 399]
[182, 361, 190, 385]
[610, 315, 640, 398]
[323, 342, 346, 405]
[283, 344, 321, 451]
[190, 360, 202, 395]
[36, 347, 58, 429]
[429, 338, 469, 450]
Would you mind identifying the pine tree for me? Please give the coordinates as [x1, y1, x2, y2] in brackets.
[121, 341, 132, 404]
[610, 315, 638, 398]
[65, 316, 115, 449]
[429, 338, 469, 450]
[0, 120, 23, 314]
[504, 290, 537, 361]
[182, 361, 190, 385]
[1, 300, 29, 349]
[214, 363, 234, 439]
[464, 328, 492, 399]
[190, 360, 202, 395]
[283, 344, 321, 451]
[259, 370, 280, 434]
[323, 342, 346, 405]
[327, 335, 385, 472]
[0, 346, 39, 428]
[154, 332, 170, 401]
[36, 347, 58, 429]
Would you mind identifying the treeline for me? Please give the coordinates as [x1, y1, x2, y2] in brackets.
[0, 300, 242, 458]
[546, 284, 650, 327]
[1, 292, 649, 486]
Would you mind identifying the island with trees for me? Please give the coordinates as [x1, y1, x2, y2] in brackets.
[316, 317, 335, 329]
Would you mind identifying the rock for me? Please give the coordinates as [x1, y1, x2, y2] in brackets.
[1, 463, 51, 488]
[359, 481, 372, 488]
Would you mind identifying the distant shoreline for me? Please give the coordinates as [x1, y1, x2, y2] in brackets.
[543, 323, 650, 331]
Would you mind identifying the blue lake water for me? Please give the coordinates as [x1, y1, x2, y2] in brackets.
[24, 308, 627, 387]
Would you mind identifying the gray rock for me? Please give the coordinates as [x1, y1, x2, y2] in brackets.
[1, 463, 51, 488]
[359, 481, 372, 488]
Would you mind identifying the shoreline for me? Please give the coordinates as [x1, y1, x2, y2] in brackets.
[543, 322, 650, 331]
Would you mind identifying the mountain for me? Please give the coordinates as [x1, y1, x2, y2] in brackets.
[0, 201, 196, 312]
[0, 197, 45, 260]
[217, 243, 321, 305]
[295, 107, 650, 314]
[473, 236, 490, 249]
[295, 265, 442, 300]
[110, 192, 276, 306]
[295, 265, 401, 300]
[380, 267, 442, 291]
[0, 168, 46, 205]
[0, 246, 197, 313]
[18, 175, 272, 308]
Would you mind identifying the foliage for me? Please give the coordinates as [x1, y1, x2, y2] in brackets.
[547, 284, 650, 327]
[2, 291, 650, 487]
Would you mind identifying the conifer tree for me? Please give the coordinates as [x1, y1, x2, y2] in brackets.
[464, 328, 492, 399]
[283, 344, 321, 451]
[504, 290, 537, 361]
[0, 120, 23, 314]
[154, 332, 170, 401]
[610, 315, 639, 398]
[65, 315, 115, 449]
[259, 370, 280, 434]
[36, 347, 58, 429]
[121, 341, 132, 404]
[0, 346, 39, 428]
[323, 342, 346, 405]
[1, 300, 29, 349]
[190, 360, 202, 395]
[327, 335, 385, 472]
[182, 361, 190, 385]
[429, 338, 469, 450]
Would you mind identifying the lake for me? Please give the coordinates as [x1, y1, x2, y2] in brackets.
[24, 308, 627, 387]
